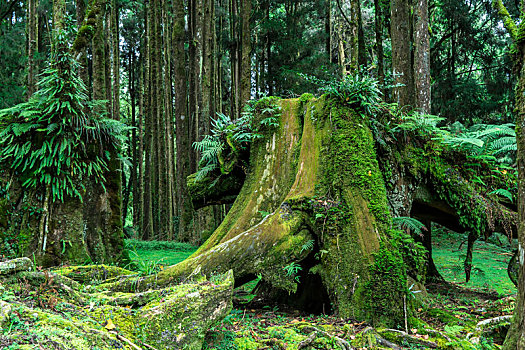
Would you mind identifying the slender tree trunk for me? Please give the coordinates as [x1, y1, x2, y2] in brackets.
[494, 2, 525, 346]
[240, 0, 251, 104]
[349, 0, 359, 72]
[27, 0, 39, 98]
[142, 4, 154, 240]
[137, 54, 145, 238]
[174, 0, 195, 242]
[326, 0, 332, 63]
[374, 0, 384, 89]
[163, 0, 175, 240]
[391, 0, 414, 107]
[414, 0, 431, 113]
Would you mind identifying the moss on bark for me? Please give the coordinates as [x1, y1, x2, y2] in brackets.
[103, 97, 415, 326]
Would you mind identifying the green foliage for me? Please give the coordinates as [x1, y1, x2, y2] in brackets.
[300, 239, 314, 253]
[193, 97, 281, 181]
[301, 73, 382, 115]
[0, 33, 129, 202]
[440, 123, 517, 166]
[489, 188, 513, 202]
[391, 112, 445, 136]
[282, 262, 302, 282]
[393, 216, 427, 236]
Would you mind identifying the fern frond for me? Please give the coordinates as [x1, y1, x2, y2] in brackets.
[393, 216, 427, 235]
[489, 189, 513, 202]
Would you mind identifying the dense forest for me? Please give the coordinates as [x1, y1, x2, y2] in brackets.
[1, 0, 525, 348]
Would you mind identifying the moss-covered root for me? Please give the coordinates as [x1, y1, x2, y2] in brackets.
[101, 208, 314, 293]
[0, 257, 33, 275]
[53, 264, 136, 284]
[0, 262, 234, 350]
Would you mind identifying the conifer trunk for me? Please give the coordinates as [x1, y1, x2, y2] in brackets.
[391, 0, 414, 107]
[414, 0, 431, 113]
[174, 0, 195, 242]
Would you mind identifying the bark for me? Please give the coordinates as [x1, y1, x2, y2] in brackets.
[326, 0, 332, 62]
[174, 0, 196, 242]
[52, 0, 65, 32]
[390, 0, 414, 108]
[142, 3, 154, 240]
[82, 0, 125, 265]
[27, 0, 39, 98]
[374, 0, 384, 88]
[494, 2, 525, 346]
[414, 0, 431, 113]
[163, 0, 175, 240]
[240, 0, 251, 103]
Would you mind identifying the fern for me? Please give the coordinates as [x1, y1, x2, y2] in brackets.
[193, 98, 282, 181]
[300, 239, 315, 253]
[393, 216, 427, 235]
[489, 189, 513, 202]
[0, 32, 128, 202]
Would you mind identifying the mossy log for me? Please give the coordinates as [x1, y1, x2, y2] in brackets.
[0, 258, 233, 350]
[105, 96, 419, 326]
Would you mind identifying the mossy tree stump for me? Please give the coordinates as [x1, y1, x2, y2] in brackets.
[111, 96, 424, 327]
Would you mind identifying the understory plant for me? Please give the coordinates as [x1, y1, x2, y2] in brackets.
[0, 32, 129, 202]
[193, 97, 280, 181]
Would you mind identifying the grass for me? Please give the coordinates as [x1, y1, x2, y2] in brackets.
[125, 239, 198, 267]
[432, 226, 516, 295]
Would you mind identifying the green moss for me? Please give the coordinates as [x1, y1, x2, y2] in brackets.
[358, 246, 407, 327]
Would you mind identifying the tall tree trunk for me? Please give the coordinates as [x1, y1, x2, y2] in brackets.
[27, 0, 39, 98]
[494, 1, 525, 347]
[414, 0, 430, 113]
[75, 0, 89, 88]
[240, 0, 251, 104]
[374, 0, 384, 88]
[142, 2, 154, 240]
[391, 0, 414, 108]
[326, 0, 332, 63]
[174, 0, 195, 242]
[163, 0, 175, 240]
[137, 54, 145, 238]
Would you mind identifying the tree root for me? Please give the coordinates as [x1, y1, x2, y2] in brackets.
[383, 328, 438, 348]
[301, 325, 353, 350]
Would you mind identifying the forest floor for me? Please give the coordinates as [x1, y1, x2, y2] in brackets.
[125, 228, 516, 349]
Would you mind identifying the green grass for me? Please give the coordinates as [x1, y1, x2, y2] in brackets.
[432, 228, 516, 295]
[125, 239, 198, 267]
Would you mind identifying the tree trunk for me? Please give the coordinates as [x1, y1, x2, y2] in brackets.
[374, 0, 384, 88]
[413, 0, 431, 113]
[492, 2, 525, 346]
[391, 0, 414, 108]
[27, 0, 39, 98]
[240, 0, 251, 104]
[174, 0, 196, 242]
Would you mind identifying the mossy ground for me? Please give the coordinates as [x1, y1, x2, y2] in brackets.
[432, 225, 516, 295]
